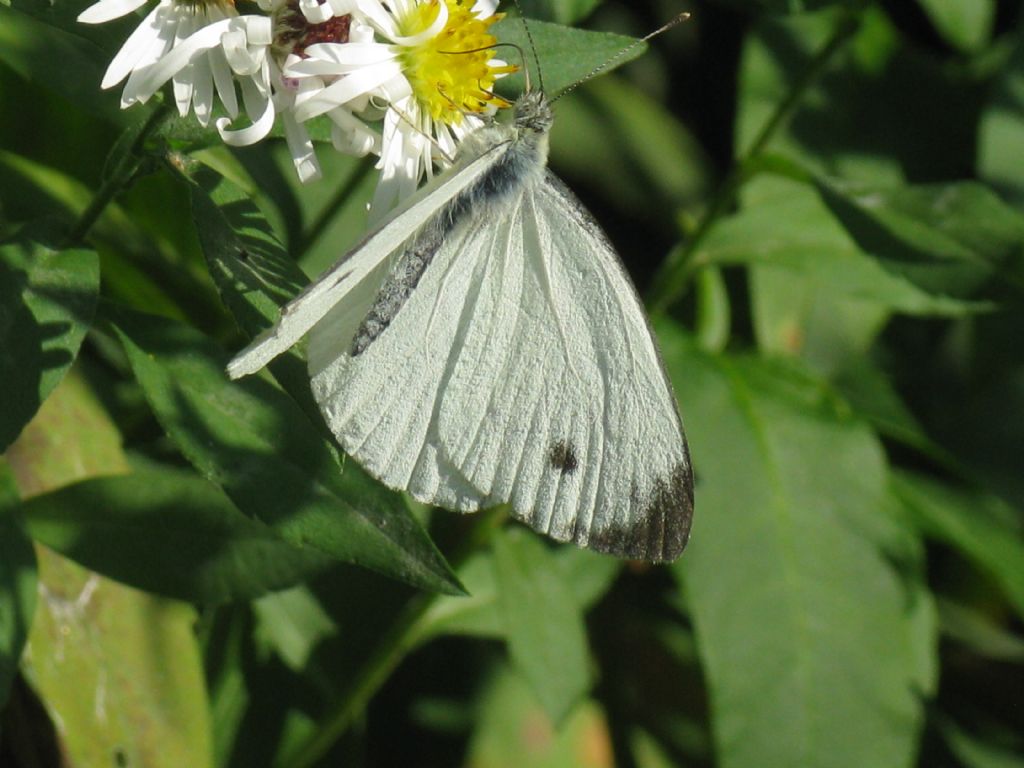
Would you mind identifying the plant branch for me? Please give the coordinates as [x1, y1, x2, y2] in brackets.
[64, 104, 170, 248]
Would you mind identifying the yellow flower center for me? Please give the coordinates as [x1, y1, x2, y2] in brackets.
[397, 0, 517, 125]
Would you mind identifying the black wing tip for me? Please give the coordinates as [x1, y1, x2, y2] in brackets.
[582, 461, 695, 563]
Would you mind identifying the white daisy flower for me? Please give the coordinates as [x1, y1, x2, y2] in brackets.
[80, 0, 282, 150]
[285, 0, 515, 216]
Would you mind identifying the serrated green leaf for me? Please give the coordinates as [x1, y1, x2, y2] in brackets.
[0, 492, 37, 708]
[493, 17, 642, 97]
[494, 529, 591, 724]
[892, 471, 1024, 619]
[20, 466, 335, 604]
[0, 238, 99, 451]
[659, 322, 931, 768]
[112, 308, 462, 595]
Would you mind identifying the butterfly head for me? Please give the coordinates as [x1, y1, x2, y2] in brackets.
[513, 90, 553, 137]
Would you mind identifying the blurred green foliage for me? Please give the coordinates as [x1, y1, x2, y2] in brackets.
[1, 0, 1023, 766]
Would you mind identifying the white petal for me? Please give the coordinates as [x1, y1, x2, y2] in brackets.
[352, 0, 401, 41]
[208, 46, 239, 118]
[217, 78, 275, 146]
[173, 62, 195, 116]
[282, 111, 322, 183]
[471, 0, 498, 19]
[123, 18, 235, 104]
[190, 56, 215, 125]
[100, 4, 168, 89]
[328, 108, 379, 156]
[298, 0, 334, 24]
[292, 60, 403, 121]
[78, 0, 149, 24]
[287, 43, 396, 75]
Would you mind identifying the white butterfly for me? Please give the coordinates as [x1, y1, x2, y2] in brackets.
[228, 89, 693, 561]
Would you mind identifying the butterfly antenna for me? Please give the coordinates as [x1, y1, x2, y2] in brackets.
[510, 0, 542, 93]
[552, 11, 691, 103]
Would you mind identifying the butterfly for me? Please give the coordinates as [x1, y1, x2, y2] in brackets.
[228, 87, 693, 562]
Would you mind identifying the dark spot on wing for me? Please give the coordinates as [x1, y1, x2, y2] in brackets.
[588, 461, 694, 562]
[549, 439, 578, 475]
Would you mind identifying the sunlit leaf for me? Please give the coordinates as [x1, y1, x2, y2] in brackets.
[493, 18, 642, 97]
[5, 368, 213, 768]
[20, 466, 335, 604]
[112, 307, 463, 595]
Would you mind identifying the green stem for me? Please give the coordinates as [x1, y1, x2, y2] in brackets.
[282, 593, 431, 768]
[646, 7, 864, 316]
[63, 104, 170, 248]
[280, 510, 504, 768]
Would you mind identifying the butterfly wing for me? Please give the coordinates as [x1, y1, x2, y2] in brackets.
[307, 170, 692, 562]
[227, 138, 511, 379]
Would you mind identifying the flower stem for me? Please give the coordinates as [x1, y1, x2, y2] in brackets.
[646, 7, 864, 316]
[63, 104, 171, 248]
[280, 510, 504, 768]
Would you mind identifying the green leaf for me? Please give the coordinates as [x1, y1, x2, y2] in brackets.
[493, 18, 642, 97]
[813, 178, 1024, 299]
[0, 476, 37, 708]
[659, 322, 932, 768]
[914, 0, 996, 53]
[112, 308, 463, 596]
[189, 170, 322, 424]
[831, 357, 938, 455]
[23, 548, 215, 767]
[0, 5, 124, 122]
[892, 471, 1024, 619]
[748, 266, 890, 374]
[0, 238, 99, 451]
[253, 585, 339, 671]
[494, 529, 591, 724]
[465, 664, 612, 768]
[419, 543, 620, 641]
[5, 365, 213, 768]
[515, 0, 603, 25]
[695, 176, 989, 316]
[938, 717, 1024, 768]
[979, 28, 1024, 204]
[937, 598, 1024, 663]
[550, 75, 712, 217]
[736, 9, 982, 184]
[19, 466, 335, 604]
